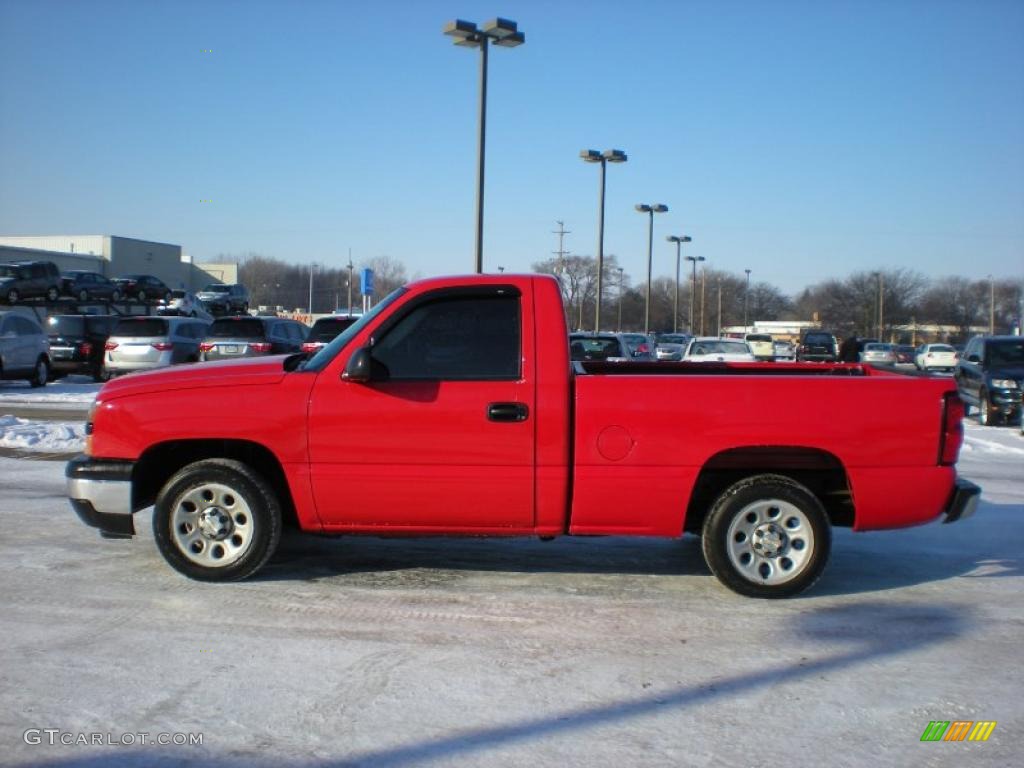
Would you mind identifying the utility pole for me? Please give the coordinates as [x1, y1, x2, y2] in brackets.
[716, 279, 722, 337]
[552, 220, 571, 276]
[700, 266, 706, 336]
[988, 275, 995, 334]
[346, 251, 354, 316]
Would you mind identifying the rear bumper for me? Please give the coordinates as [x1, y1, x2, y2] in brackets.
[66, 455, 136, 538]
[942, 479, 981, 524]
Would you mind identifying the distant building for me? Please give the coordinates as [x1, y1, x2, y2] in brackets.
[0, 235, 230, 290]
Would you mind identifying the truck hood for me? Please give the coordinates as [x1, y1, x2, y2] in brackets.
[987, 365, 1024, 380]
[98, 356, 291, 401]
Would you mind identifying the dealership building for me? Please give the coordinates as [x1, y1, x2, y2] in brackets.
[0, 235, 236, 289]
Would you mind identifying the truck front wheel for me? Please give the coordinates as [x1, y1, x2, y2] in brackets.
[701, 474, 831, 598]
[153, 459, 282, 581]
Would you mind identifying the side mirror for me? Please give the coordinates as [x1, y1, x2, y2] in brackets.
[342, 346, 374, 382]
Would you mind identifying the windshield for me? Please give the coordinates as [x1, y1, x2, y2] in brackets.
[746, 334, 772, 342]
[47, 316, 85, 336]
[112, 318, 169, 337]
[689, 340, 750, 355]
[309, 316, 358, 341]
[804, 333, 833, 345]
[987, 340, 1024, 366]
[570, 336, 624, 360]
[202, 284, 230, 293]
[208, 318, 266, 338]
[303, 288, 406, 370]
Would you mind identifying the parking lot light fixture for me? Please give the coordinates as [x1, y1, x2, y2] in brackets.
[685, 254, 705, 333]
[444, 18, 526, 274]
[667, 235, 692, 333]
[581, 148, 628, 331]
[636, 204, 668, 334]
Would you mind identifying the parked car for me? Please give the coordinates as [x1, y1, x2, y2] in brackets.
[682, 337, 757, 363]
[46, 314, 119, 381]
[159, 289, 212, 320]
[301, 315, 361, 354]
[569, 333, 629, 362]
[894, 345, 916, 365]
[60, 271, 121, 302]
[954, 335, 1024, 426]
[195, 283, 250, 315]
[859, 342, 897, 366]
[112, 274, 172, 303]
[0, 310, 50, 386]
[773, 340, 796, 361]
[0, 261, 61, 304]
[797, 330, 838, 362]
[915, 343, 958, 372]
[199, 316, 308, 361]
[104, 316, 210, 376]
[744, 333, 775, 360]
[654, 333, 691, 361]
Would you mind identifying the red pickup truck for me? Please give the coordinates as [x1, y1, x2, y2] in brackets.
[67, 274, 980, 597]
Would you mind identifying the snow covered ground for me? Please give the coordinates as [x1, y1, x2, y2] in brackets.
[0, 376, 101, 406]
[0, 394, 1021, 766]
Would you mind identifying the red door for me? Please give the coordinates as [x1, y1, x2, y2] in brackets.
[307, 290, 535, 531]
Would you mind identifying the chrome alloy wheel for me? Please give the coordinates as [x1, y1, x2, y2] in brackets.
[726, 499, 815, 585]
[171, 482, 254, 567]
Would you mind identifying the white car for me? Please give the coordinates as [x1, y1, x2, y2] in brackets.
[159, 290, 213, 321]
[682, 337, 757, 363]
[915, 343, 957, 372]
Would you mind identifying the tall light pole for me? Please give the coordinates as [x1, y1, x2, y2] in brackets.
[700, 264, 707, 336]
[346, 257, 354, 316]
[444, 18, 525, 274]
[308, 262, 318, 314]
[667, 235, 692, 333]
[636, 204, 669, 334]
[616, 267, 625, 332]
[743, 268, 752, 331]
[581, 149, 628, 330]
[716, 278, 723, 337]
[685, 254, 705, 333]
[876, 271, 884, 340]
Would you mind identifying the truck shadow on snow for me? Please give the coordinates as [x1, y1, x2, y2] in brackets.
[19, 601, 970, 768]
[255, 500, 1023, 596]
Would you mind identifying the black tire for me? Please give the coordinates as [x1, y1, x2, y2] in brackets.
[29, 356, 49, 388]
[701, 474, 831, 598]
[111, 289, 121, 302]
[78, 289, 90, 302]
[46, 286, 60, 302]
[153, 459, 282, 582]
[91, 366, 106, 383]
[137, 290, 147, 302]
[6, 289, 18, 304]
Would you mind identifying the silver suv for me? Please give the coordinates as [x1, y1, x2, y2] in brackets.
[103, 316, 210, 377]
[0, 310, 50, 386]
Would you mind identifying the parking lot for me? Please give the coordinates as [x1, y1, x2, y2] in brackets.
[0, 378, 1021, 767]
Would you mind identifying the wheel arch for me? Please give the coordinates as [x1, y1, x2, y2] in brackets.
[132, 439, 299, 529]
[685, 446, 854, 533]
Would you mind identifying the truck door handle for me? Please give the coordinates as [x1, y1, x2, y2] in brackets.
[487, 402, 529, 422]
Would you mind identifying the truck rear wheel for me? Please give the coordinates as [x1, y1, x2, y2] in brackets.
[153, 459, 281, 581]
[701, 474, 831, 598]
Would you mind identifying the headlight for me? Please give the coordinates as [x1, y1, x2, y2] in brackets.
[991, 379, 1019, 389]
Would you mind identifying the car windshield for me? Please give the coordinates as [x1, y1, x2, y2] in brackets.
[656, 334, 688, 344]
[804, 334, 833, 345]
[987, 340, 1024, 366]
[690, 341, 749, 355]
[202, 284, 230, 294]
[208, 318, 266, 338]
[112, 318, 169, 336]
[930, 344, 954, 353]
[47, 316, 85, 336]
[865, 343, 892, 351]
[570, 336, 624, 360]
[746, 334, 772, 342]
[309, 317, 358, 341]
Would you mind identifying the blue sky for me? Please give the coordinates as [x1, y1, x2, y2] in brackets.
[1, 0, 1022, 294]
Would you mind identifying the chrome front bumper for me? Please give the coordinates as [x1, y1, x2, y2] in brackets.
[66, 456, 136, 538]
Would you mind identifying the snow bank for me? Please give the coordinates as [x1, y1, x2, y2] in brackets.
[0, 416, 85, 453]
[0, 377, 101, 405]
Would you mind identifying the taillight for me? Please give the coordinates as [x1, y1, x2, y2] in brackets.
[199, 342, 215, 352]
[637, 343, 650, 354]
[939, 392, 965, 465]
[250, 342, 272, 353]
[301, 342, 319, 353]
[104, 341, 118, 351]
[79, 342, 93, 356]
[151, 342, 173, 351]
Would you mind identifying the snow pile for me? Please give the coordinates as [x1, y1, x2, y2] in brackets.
[960, 421, 1024, 457]
[0, 377, 101, 406]
[0, 416, 85, 453]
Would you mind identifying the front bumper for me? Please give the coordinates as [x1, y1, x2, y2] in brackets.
[66, 456, 136, 538]
[942, 479, 981, 524]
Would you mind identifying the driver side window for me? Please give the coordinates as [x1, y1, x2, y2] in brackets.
[372, 294, 520, 381]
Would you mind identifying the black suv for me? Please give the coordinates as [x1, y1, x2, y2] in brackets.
[196, 283, 250, 315]
[797, 330, 838, 362]
[45, 314, 120, 381]
[0, 261, 61, 303]
[954, 335, 1024, 426]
